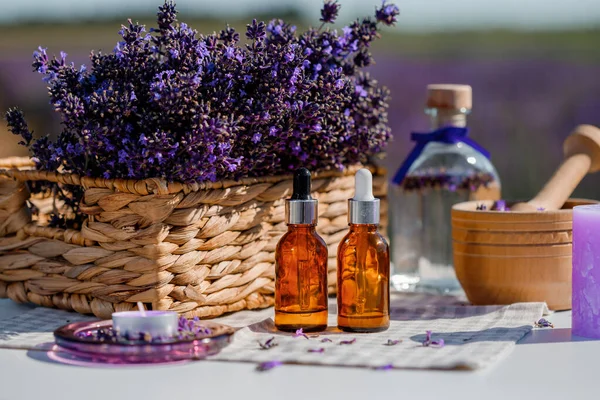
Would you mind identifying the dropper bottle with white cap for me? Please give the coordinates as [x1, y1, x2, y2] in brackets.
[337, 168, 390, 332]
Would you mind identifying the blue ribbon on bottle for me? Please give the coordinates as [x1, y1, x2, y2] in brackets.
[391, 126, 491, 185]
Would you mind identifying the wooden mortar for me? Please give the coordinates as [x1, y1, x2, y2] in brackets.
[451, 125, 600, 310]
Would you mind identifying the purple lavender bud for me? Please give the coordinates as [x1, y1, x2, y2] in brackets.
[375, 2, 400, 26]
[307, 348, 325, 353]
[246, 19, 266, 41]
[5, 108, 33, 146]
[320, 0, 340, 24]
[256, 361, 283, 371]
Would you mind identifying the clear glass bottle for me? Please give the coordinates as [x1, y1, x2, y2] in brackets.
[338, 169, 390, 332]
[390, 84, 501, 293]
[275, 168, 328, 332]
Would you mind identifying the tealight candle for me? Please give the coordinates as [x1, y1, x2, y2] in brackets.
[112, 303, 178, 339]
[572, 204, 600, 338]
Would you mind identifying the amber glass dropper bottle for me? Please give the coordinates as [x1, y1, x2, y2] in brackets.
[275, 168, 328, 332]
[337, 168, 390, 332]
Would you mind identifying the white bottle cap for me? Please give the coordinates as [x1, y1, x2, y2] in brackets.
[353, 169, 375, 201]
[349, 169, 380, 225]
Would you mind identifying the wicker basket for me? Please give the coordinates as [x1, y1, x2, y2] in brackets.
[0, 157, 387, 319]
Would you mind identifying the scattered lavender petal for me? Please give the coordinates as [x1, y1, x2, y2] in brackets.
[384, 339, 402, 346]
[320, 338, 333, 343]
[308, 348, 325, 353]
[293, 328, 309, 339]
[339, 338, 356, 345]
[422, 330, 443, 348]
[258, 336, 278, 349]
[374, 364, 394, 370]
[493, 199, 509, 211]
[534, 318, 554, 328]
[256, 361, 283, 371]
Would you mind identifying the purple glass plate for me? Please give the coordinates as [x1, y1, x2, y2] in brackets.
[53, 320, 235, 364]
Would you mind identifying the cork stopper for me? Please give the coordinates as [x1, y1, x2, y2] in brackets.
[426, 84, 472, 110]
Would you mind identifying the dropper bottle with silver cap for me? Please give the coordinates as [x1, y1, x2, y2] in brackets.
[275, 168, 328, 332]
[337, 168, 390, 332]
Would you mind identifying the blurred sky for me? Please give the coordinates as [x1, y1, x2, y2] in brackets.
[1, 0, 600, 31]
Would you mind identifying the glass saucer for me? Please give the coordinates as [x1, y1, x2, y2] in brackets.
[53, 319, 235, 364]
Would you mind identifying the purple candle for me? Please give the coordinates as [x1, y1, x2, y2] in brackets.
[572, 204, 600, 338]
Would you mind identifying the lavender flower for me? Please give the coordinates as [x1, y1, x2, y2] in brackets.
[339, 338, 356, 345]
[375, 1, 400, 26]
[5, 108, 33, 146]
[258, 337, 278, 349]
[256, 361, 283, 371]
[320, 1, 340, 24]
[422, 330, 445, 348]
[403, 171, 496, 192]
[476, 204, 488, 211]
[308, 348, 325, 353]
[246, 19, 266, 41]
[5, 0, 397, 227]
[177, 316, 212, 339]
[374, 364, 394, 370]
[293, 328, 309, 339]
[534, 318, 554, 328]
[493, 200, 509, 211]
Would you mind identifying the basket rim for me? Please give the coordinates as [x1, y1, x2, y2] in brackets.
[0, 157, 386, 195]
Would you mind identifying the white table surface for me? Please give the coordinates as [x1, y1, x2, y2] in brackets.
[0, 298, 596, 400]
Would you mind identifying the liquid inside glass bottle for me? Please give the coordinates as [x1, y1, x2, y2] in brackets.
[275, 168, 328, 332]
[338, 169, 390, 332]
[390, 84, 501, 293]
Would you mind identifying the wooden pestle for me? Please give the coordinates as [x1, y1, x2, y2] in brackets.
[511, 124, 600, 212]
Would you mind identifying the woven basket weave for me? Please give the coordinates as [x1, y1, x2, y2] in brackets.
[0, 157, 387, 319]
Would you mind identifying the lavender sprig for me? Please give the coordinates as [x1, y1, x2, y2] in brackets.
[422, 330, 445, 348]
[321, 338, 333, 343]
[258, 336, 278, 349]
[534, 318, 554, 328]
[339, 338, 356, 345]
[320, 1, 340, 24]
[293, 328, 309, 339]
[5, 108, 33, 146]
[375, 2, 400, 26]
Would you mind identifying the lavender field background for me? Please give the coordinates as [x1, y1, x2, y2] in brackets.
[0, 16, 599, 201]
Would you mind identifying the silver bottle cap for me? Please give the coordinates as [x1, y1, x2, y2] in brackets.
[349, 169, 380, 225]
[286, 168, 318, 225]
[286, 199, 318, 225]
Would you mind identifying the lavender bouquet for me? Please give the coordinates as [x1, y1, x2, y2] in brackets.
[5, 1, 398, 185]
